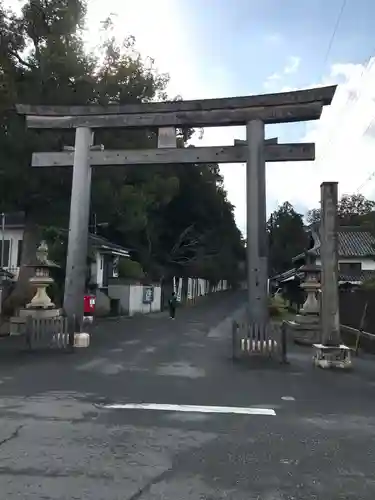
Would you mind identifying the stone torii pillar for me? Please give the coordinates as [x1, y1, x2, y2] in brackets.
[246, 120, 268, 325]
[63, 127, 93, 329]
[64, 126, 176, 330]
[235, 137, 277, 325]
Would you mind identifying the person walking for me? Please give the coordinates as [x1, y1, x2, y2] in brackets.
[168, 292, 177, 319]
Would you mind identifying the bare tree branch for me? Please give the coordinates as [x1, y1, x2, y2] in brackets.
[167, 224, 220, 266]
[7, 48, 34, 69]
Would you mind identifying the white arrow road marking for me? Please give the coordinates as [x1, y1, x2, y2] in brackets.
[100, 403, 276, 416]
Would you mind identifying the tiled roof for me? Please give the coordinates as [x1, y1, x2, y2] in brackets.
[0, 267, 13, 279]
[339, 270, 375, 283]
[88, 233, 131, 257]
[312, 227, 375, 257]
[271, 268, 375, 285]
[54, 228, 130, 257]
[293, 226, 375, 261]
[1, 212, 25, 227]
[270, 268, 298, 282]
[1, 215, 131, 258]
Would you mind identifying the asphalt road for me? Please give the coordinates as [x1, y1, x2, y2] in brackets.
[0, 290, 375, 499]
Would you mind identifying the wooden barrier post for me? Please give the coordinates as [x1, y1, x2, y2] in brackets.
[280, 321, 289, 364]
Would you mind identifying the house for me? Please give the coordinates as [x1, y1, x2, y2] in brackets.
[0, 212, 130, 289]
[0, 212, 167, 317]
[271, 225, 375, 288]
[0, 212, 24, 277]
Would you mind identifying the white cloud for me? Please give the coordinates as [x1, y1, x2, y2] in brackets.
[266, 57, 375, 218]
[263, 72, 282, 90]
[191, 126, 247, 235]
[284, 56, 301, 74]
[264, 56, 300, 90]
[84, 0, 200, 99]
[193, 58, 375, 235]
[264, 33, 284, 45]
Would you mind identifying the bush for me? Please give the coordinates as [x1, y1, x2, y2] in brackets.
[268, 295, 288, 318]
[268, 302, 281, 317]
[361, 279, 375, 290]
[118, 258, 144, 280]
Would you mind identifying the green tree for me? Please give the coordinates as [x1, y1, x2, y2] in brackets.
[0, 1, 171, 300]
[0, 0, 244, 310]
[306, 194, 375, 226]
[267, 202, 308, 276]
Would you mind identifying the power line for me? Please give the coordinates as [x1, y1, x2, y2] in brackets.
[321, 0, 347, 77]
[356, 170, 375, 193]
[314, 2, 375, 195]
[311, 0, 347, 156]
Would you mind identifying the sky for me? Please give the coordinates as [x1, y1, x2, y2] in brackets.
[8, 0, 375, 235]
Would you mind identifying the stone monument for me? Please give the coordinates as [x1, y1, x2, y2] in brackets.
[313, 182, 352, 369]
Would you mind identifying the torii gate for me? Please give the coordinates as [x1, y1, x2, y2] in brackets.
[16, 85, 336, 330]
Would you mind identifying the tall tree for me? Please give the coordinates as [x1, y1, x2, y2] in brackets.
[306, 194, 375, 226]
[267, 202, 308, 276]
[0, 1, 171, 301]
[0, 0, 244, 310]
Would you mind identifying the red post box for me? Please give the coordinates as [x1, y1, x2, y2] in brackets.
[83, 295, 96, 323]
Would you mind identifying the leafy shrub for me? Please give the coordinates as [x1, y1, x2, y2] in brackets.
[268, 302, 281, 317]
[118, 258, 144, 280]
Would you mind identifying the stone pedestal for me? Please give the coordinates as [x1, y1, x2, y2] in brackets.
[288, 317, 321, 345]
[313, 343, 352, 369]
[291, 264, 321, 345]
[19, 308, 62, 319]
[10, 308, 63, 336]
[9, 241, 63, 336]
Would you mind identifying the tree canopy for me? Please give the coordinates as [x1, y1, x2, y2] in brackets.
[267, 201, 308, 276]
[0, 0, 244, 296]
[306, 194, 375, 226]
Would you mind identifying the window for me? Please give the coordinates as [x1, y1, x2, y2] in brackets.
[339, 262, 362, 274]
[17, 239, 23, 267]
[0, 239, 10, 267]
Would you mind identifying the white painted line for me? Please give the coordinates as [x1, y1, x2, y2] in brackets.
[281, 396, 295, 401]
[100, 403, 276, 416]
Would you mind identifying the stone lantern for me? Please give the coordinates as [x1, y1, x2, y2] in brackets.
[26, 241, 58, 310]
[298, 262, 321, 316]
[290, 261, 322, 345]
[10, 241, 62, 335]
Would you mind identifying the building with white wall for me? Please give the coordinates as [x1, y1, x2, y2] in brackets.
[0, 212, 130, 288]
[0, 212, 24, 277]
[271, 225, 375, 287]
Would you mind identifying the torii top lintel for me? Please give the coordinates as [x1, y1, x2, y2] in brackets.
[16, 85, 336, 129]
